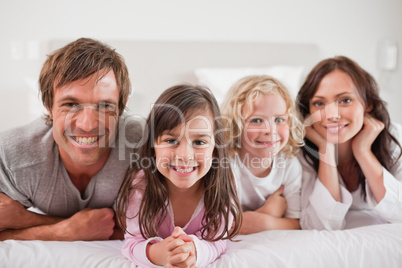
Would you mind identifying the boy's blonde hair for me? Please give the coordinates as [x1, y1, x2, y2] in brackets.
[221, 75, 304, 157]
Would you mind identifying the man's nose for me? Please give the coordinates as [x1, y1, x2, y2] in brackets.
[74, 106, 99, 132]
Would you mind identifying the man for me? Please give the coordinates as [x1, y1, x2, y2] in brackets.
[0, 38, 142, 241]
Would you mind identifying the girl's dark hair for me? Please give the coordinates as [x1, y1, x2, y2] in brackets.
[296, 56, 402, 196]
[116, 84, 242, 241]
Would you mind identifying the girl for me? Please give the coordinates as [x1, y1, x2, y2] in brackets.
[116, 84, 242, 267]
[297, 56, 402, 230]
[221, 75, 304, 234]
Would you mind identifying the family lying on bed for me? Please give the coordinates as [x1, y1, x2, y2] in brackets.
[0, 38, 401, 267]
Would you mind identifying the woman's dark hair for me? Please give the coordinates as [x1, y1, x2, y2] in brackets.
[296, 56, 402, 196]
[116, 84, 242, 241]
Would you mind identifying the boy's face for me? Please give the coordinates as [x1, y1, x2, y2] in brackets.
[49, 69, 120, 169]
[240, 93, 290, 160]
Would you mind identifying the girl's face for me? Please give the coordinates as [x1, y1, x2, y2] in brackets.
[154, 112, 215, 191]
[240, 92, 290, 160]
[309, 69, 366, 144]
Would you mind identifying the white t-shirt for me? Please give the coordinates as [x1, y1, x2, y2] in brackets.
[230, 153, 302, 219]
[299, 123, 402, 230]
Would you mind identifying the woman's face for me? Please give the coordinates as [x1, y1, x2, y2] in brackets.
[308, 69, 367, 144]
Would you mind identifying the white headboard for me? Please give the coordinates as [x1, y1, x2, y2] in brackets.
[49, 40, 319, 118]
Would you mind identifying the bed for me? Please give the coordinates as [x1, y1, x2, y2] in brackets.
[2, 223, 402, 267]
[2, 40, 402, 267]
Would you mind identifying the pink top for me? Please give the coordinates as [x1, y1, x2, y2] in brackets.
[121, 172, 231, 267]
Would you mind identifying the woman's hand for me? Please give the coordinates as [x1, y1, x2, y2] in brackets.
[352, 115, 384, 158]
[305, 125, 327, 151]
[304, 112, 330, 150]
[351, 115, 386, 202]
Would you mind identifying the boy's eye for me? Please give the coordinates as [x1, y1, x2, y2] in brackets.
[275, 116, 288, 123]
[250, 118, 263, 124]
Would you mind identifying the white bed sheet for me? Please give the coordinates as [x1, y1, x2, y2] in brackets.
[1, 223, 401, 268]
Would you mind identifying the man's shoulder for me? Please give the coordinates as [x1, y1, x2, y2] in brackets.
[0, 118, 55, 168]
[1, 117, 50, 136]
[116, 114, 146, 146]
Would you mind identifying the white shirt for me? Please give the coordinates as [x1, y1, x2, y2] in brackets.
[299, 123, 402, 230]
[231, 153, 302, 219]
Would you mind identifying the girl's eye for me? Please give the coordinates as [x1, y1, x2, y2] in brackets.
[193, 140, 206, 146]
[166, 139, 178, 145]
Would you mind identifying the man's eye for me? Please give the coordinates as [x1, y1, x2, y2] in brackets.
[98, 103, 115, 111]
[64, 103, 80, 109]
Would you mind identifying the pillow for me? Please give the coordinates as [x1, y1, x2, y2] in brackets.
[195, 66, 304, 104]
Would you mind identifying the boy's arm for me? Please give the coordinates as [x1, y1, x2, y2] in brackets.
[239, 211, 300, 234]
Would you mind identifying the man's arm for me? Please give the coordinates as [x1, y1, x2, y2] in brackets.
[0, 193, 118, 241]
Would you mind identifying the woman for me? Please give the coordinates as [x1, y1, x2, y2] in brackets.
[297, 56, 402, 230]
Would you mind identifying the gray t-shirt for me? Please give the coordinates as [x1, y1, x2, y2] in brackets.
[0, 115, 144, 218]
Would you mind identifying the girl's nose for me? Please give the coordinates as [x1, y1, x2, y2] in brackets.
[175, 141, 194, 161]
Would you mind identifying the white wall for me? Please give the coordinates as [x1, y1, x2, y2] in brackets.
[1, 0, 401, 132]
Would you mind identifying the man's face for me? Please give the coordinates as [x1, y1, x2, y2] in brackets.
[49, 69, 120, 168]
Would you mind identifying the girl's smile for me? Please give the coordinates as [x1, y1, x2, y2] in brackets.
[169, 164, 198, 176]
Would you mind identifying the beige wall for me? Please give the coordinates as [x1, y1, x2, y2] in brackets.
[1, 0, 401, 132]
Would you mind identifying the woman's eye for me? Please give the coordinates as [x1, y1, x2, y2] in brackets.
[339, 98, 352, 104]
[312, 101, 324, 107]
